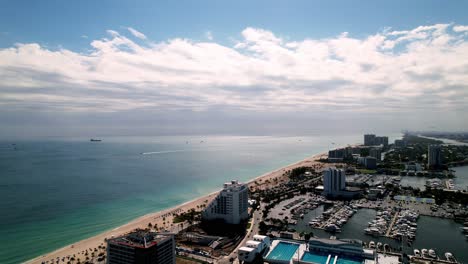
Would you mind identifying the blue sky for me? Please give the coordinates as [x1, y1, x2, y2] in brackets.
[1, 1, 468, 137]
[2, 0, 467, 50]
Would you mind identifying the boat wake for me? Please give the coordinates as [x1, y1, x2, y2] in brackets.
[141, 150, 187, 155]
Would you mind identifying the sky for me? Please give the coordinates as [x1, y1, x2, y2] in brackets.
[1, 0, 468, 138]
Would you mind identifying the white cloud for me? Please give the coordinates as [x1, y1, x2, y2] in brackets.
[0, 24, 467, 118]
[127, 27, 147, 40]
[453, 25, 468, 32]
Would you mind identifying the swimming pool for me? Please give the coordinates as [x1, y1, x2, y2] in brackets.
[335, 257, 363, 264]
[301, 251, 330, 263]
[266, 242, 300, 261]
[301, 251, 363, 264]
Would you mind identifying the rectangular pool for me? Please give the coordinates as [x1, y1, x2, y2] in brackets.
[300, 252, 363, 264]
[266, 242, 300, 261]
[336, 257, 363, 264]
[301, 251, 330, 263]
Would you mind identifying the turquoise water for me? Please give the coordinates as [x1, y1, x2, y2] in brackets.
[301, 252, 363, 264]
[336, 257, 363, 264]
[1, 134, 404, 264]
[301, 252, 329, 263]
[266, 241, 299, 261]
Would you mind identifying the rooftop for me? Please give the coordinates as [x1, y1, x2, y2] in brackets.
[108, 230, 172, 249]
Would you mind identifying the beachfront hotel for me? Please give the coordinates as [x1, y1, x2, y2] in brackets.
[106, 230, 175, 264]
[202, 180, 249, 224]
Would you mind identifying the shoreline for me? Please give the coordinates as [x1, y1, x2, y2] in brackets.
[26, 151, 328, 264]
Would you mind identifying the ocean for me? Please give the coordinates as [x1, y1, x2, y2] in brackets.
[0, 134, 395, 263]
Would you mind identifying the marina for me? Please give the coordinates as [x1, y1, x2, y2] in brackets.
[292, 208, 468, 263]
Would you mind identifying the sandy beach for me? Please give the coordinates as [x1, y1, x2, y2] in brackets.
[26, 151, 328, 264]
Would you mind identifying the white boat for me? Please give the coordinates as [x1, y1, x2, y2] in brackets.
[325, 224, 341, 233]
[369, 241, 375, 248]
[376, 242, 382, 249]
[428, 249, 437, 258]
[421, 249, 428, 257]
[445, 252, 455, 262]
[414, 249, 420, 257]
[365, 227, 381, 236]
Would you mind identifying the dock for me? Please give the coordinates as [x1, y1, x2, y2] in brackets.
[385, 212, 398, 237]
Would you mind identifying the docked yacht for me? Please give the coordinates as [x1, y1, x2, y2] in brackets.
[365, 227, 381, 236]
[325, 224, 341, 233]
[376, 242, 382, 250]
[413, 249, 420, 257]
[445, 252, 456, 262]
[369, 241, 375, 248]
[428, 249, 437, 259]
[421, 249, 428, 257]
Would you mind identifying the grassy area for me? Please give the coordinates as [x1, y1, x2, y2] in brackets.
[356, 169, 377, 174]
[176, 256, 210, 264]
[173, 209, 200, 224]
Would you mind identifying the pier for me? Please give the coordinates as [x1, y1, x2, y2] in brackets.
[385, 212, 398, 237]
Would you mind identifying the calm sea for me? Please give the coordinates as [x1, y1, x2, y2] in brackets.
[0, 134, 401, 263]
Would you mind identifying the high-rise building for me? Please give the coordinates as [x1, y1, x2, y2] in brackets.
[202, 180, 249, 224]
[106, 230, 175, 264]
[364, 134, 376, 146]
[394, 139, 407, 148]
[323, 168, 346, 196]
[374, 136, 389, 146]
[428, 145, 442, 167]
[369, 148, 382, 161]
[364, 134, 388, 146]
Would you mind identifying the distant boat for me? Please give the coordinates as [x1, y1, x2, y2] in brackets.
[90, 139, 102, 142]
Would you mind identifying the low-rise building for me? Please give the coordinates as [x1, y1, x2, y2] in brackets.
[358, 156, 377, 169]
[368, 188, 383, 200]
[263, 237, 375, 264]
[238, 235, 271, 263]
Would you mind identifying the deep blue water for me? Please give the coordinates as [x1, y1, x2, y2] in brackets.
[1, 134, 401, 264]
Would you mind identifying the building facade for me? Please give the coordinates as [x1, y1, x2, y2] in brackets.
[202, 180, 249, 224]
[323, 168, 346, 196]
[106, 230, 175, 264]
[364, 134, 376, 146]
[369, 148, 382, 161]
[238, 235, 271, 263]
[364, 134, 388, 146]
[427, 145, 442, 167]
[374, 136, 389, 146]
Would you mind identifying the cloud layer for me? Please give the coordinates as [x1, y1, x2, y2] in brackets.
[0, 24, 467, 119]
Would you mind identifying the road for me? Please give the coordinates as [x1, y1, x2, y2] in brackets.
[218, 209, 261, 264]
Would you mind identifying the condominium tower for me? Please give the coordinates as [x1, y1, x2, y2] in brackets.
[202, 180, 249, 224]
